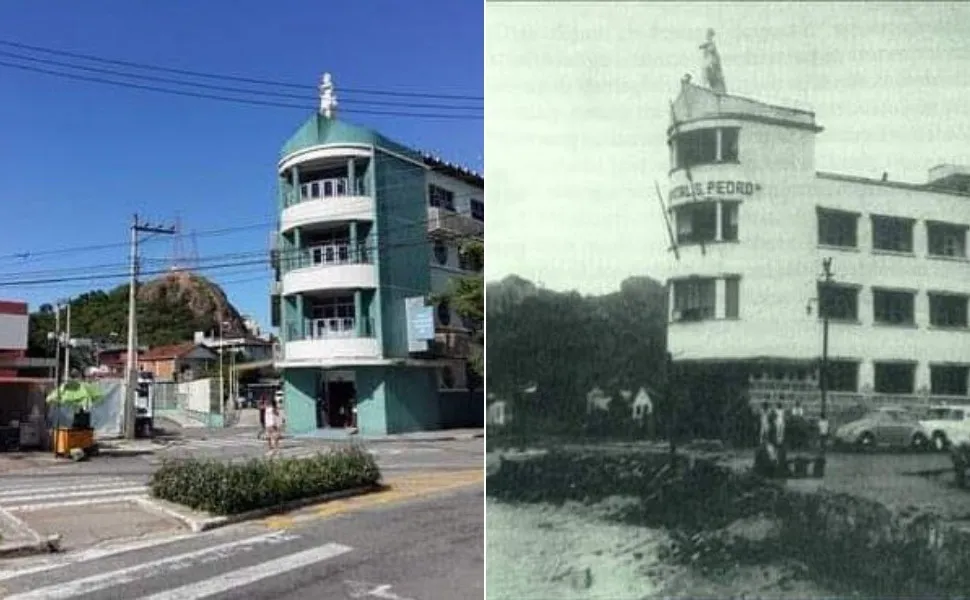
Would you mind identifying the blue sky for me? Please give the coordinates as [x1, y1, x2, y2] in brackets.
[0, 0, 483, 330]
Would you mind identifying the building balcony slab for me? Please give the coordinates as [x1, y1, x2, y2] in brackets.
[282, 263, 377, 295]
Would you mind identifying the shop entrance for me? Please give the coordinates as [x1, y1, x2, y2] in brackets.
[325, 380, 357, 428]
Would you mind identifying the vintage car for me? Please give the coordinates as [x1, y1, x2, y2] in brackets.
[919, 405, 970, 452]
[833, 406, 930, 451]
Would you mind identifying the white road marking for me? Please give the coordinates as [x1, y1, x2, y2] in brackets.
[138, 543, 353, 600]
[0, 486, 147, 505]
[3, 531, 299, 600]
[0, 480, 135, 497]
[0, 532, 197, 581]
[9, 495, 147, 511]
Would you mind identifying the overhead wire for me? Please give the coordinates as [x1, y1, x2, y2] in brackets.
[0, 38, 483, 101]
[0, 49, 482, 112]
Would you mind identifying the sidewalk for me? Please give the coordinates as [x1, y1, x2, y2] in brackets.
[295, 428, 484, 444]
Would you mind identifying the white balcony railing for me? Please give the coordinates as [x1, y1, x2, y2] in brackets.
[283, 242, 370, 272]
[285, 176, 367, 207]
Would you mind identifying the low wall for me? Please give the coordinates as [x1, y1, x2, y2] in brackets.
[487, 448, 970, 597]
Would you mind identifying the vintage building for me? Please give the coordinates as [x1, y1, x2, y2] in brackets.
[271, 74, 484, 436]
[664, 35, 970, 430]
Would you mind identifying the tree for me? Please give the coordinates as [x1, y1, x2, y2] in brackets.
[439, 240, 483, 376]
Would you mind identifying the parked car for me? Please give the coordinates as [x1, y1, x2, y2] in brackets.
[919, 405, 970, 452]
[833, 407, 930, 451]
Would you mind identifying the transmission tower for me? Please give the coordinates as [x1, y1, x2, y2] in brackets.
[169, 214, 199, 272]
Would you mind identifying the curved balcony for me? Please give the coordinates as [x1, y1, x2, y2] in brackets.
[281, 242, 376, 295]
[282, 317, 381, 363]
[282, 176, 374, 231]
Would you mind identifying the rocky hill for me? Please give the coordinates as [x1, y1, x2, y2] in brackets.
[27, 271, 249, 357]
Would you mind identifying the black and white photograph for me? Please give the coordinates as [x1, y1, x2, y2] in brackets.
[486, 1, 970, 598]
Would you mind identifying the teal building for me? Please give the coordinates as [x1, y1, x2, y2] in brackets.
[270, 75, 484, 437]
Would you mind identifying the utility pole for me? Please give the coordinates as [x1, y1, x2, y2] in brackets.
[124, 215, 176, 440]
[62, 299, 72, 378]
[819, 257, 833, 452]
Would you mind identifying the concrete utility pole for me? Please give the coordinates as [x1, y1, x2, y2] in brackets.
[62, 299, 71, 378]
[819, 257, 834, 449]
[124, 215, 176, 440]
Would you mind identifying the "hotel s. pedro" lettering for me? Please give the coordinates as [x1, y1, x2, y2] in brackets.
[669, 180, 762, 201]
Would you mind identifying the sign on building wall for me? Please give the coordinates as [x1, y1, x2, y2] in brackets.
[670, 180, 762, 202]
[0, 302, 28, 351]
[405, 297, 435, 353]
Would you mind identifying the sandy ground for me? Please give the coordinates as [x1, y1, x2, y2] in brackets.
[486, 498, 839, 599]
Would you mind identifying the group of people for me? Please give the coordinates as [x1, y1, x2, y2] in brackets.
[758, 400, 807, 450]
[256, 395, 285, 454]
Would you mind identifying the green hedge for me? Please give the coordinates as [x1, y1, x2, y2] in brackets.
[149, 445, 382, 515]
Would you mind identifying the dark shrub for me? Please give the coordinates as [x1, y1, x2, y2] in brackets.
[149, 445, 381, 515]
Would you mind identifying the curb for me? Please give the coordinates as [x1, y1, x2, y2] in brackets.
[135, 484, 384, 533]
[0, 507, 62, 558]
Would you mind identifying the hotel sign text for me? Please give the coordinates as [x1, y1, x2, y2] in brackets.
[670, 180, 762, 201]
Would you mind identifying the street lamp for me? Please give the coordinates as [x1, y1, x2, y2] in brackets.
[806, 258, 834, 457]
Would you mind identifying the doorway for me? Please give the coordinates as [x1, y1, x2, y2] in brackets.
[325, 380, 357, 428]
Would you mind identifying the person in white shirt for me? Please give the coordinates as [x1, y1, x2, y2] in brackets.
[774, 402, 786, 448]
[265, 399, 284, 454]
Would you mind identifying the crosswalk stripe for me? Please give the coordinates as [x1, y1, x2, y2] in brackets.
[0, 480, 137, 498]
[0, 478, 148, 510]
[137, 543, 353, 600]
[3, 531, 299, 600]
[0, 532, 198, 582]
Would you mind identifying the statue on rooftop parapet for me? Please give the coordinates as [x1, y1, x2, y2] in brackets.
[700, 28, 727, 94]
[319, 72, 338, 119]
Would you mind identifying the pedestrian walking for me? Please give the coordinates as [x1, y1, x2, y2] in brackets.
[774, 402, 786, 448]
[257, 395, 267, 439]
[758, 401, 771, 445]
[265, 399, 283, 455]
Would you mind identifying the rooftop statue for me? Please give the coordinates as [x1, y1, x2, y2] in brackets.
[699, 29, 727, 94]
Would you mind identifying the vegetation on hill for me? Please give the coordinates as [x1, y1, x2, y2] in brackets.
[486, 274, 667, 428]
[27, 272, 248, 368]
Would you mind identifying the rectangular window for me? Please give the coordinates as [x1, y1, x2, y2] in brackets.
[872, 215, 914, 253]
[874, 362, 916, 394]
[721, 128, 740, 162]
[927, 222, 967, 258]
[428, 184, 455, 211]
[931, 365, 969, 397]
[724, 277, 740, 319]
[675, 202, 717, 244]
[470, 199, 484, 222]
[819, 284, 859, 321]
[825, 360, 859, 392]
[672, 279, 716, 322]
[929, 293, 969, 328]
[675, 129, 718, 169]
[817, 209, 858, 248]
[873, 289, 915, 325]
[721, 202, 739, 241]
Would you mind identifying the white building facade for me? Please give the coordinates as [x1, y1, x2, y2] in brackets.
[665, 80, 970, 418]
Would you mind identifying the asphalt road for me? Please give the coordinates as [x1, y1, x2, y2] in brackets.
[0, 486, 484, 599]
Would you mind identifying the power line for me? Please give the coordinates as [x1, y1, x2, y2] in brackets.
[0, 231, 483, 288]
[0, 49, 482, 111]
[0, 162, 485, 268]
[0, 38, 483, 101]
[0, 59, 482, 120]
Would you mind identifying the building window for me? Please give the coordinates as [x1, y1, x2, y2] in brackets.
[873, 289, 915, 325]
[672, 278, 716, 322]
[670, 127, 739, 170]
[929, 293, 969, 328]
[433, 240, 449, 265]
[825, 360, 859, 392]
[470, 199, 484, 222]
[927, 222, 967, 258]
[725, 277, 740, 319]
[872, 215, 914, 253]
[817, 209, 858, 248]
[675, 202, 717, 244]
[722, 202, 739, 242]
[437, 301, 451, 327]
[874, 362, 916, 394]
[819, 284, 859, 321]
[931, 365, 969, 397]
[428, 184, 455, 211]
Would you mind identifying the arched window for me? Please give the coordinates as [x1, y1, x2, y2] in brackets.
[433, 241, 449, 265]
